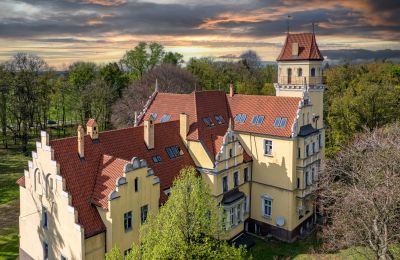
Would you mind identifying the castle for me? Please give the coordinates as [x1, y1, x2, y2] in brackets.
[17, 32, 325, 259]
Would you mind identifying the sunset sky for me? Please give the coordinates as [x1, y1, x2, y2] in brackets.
[1, 0, 399, 69]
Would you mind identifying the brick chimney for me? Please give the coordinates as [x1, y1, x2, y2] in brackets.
[86, 118, 98, 140]
[144, 119, 154, 149]
[292, 42, 299, 56]
[77, 125, 85, 158]
[180, 113, 189, 142]
[229, 83, 234, 97]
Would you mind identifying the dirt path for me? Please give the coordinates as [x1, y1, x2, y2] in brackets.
[0, 200, 19, 229]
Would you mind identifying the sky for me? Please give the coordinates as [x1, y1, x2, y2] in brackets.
[0, 0, 400, 69]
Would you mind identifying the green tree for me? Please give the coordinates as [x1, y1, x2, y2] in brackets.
[100, 62, 129, 97]
[162, 52, 184, 66]
[106, 167, 247, 260]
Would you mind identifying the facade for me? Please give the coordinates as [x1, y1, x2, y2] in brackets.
[17, 32, 325, 259]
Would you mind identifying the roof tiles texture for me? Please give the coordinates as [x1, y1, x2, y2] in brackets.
[277, 33, 323, 61]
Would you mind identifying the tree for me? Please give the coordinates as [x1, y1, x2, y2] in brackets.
[239, 50, 261, 71]
[162, 52, 184, 66]
[0, 64, 10, 148]
[319, 124, 400, 260]
[111, 64, 196, 127]
[105, 167, 247, 260]
[100, 62, 129, 97]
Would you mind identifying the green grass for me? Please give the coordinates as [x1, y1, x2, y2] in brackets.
[0, 228, 19, 260]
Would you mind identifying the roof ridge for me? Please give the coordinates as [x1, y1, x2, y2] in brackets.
[227, 93, 301, 99]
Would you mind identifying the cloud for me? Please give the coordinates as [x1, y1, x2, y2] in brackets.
[323, 49, 400, 61]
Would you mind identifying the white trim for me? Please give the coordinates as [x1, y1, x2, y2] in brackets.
[261, 195, 273, 218]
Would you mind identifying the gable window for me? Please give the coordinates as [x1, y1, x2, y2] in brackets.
[234, 114, 247, 123]
[234, 171, 239, 187]
[152, 155, 162, 163]
[297, 68, 303, 77]
[165, 146, 182, 159]
[264, 140, 272, 156]
[244, 167, 250, 182]
[42, 207, 48, 229]
[214, 115, 225, 124]
[222, 176, 228, 193]
[274, 117, 288, 128]
[141, 205, 148, 224]
[160, 114, 171, 123]
[202, 117, 214, 127]
[134, 177, 139, 192]
[251, 115, 265, 125]
[262, 197, 272, 218]
[311, 68, 316, 77]
[43, 242, 49, 260]
[124, 211, 132, 231]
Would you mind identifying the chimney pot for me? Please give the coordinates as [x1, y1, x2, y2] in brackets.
[144, 120, 154, 149]
[180, 113, 189, 143]
[77, 125, 85, 158]
[229, 83, 234, 97]
[86, 118, 99, 140]
[292, 42, 299, 56]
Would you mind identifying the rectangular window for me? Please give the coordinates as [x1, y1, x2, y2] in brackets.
[229, 148, 233, 158]
[230, 207, 235, 227]
[222, 176, 228, 193]
[319, 134, 323, 148]
[274, 117, 287, 127]
[264, 140, 272, 155]
[263, 198, 272, 218]
[134, 177, 139, 192]
[165, 146, 182, 159]
[124, 211, 132, 231]
[244, 196, 247, 213]
[305, 171, 309, 187]
[297, 178, 300, 189]
[141, 205, 148, 224]
[202, 117, 214, 127]
[160, 114, 171, 123]
[214, 115, 225, 124]
[244, 168, 248, 182]
[234, 114, 247, 123]
[251, 115, 265, 125]
[152, 155, 162, 163]
[237, 205, 242, 224]
[312, 142, 315, 154]
[306, 144, 310, 157]
[234, 171, 239, 187]
[42, 207, 48, 229]
[312, 168, 315, 183]
[298, 147, 301, 158]
[150, 113, 158, 120]
[43, 242, 49, 260]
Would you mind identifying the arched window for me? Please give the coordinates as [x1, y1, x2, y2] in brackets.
[311, 68, 316, 77]
[297, 68, 302, 77]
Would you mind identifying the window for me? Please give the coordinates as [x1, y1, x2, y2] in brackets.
[150, 113, 158, 120]
[297, 178, 300, 189]
[152, 155, 162, 163]
[298, 148, 301, 158]
[251, 115, 265, 125]
[305, 171, 309, 187]
[222, 176, 228, 193]
[165, 146, 182, 159]
[124, 211, 132, 231]
[274, 117, 288, 128]
[202, 117, 214, 127]
[229, 148, 233, 158]
[141, 205, 148, 224]
[245, 196, 250, 212]
[311, 168, 315, 183]
[160, 114, 171, 123]
[306, 144, 310, 157]
[134, 177, 139, 192]
[312, 142, 315, 154]
[234, 114, 247, 123]
[230, 208, 235, 227]
[244, 196, 248, 213]
[311, 68, 316, 77]
[298, 68, 303, 77]
[42, 207, 48, 229]
[263, 197, 272, 218]
[319, 134, 323, 148]
[264, 140, 272, 155]
[43, 242, 49, 260]
[214, 115, 225, 124]
[234, 171, 239, 187]
[237, 205, 242, 224]
[244, 168, 248, 182]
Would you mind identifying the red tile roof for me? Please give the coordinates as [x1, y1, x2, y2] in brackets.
[49, 121, 194, 238]
[16, 176, 25, 187]
[86, 118, 97, 127]
[277, 33, 323, 61]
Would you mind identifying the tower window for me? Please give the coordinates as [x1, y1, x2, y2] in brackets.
[222, 176, 228, 192]
[311, 68, 316, 77]
[297, 68, 302, 77]
[124, 211, 132, 231]
[42, 207, 48, 229]
[134, 177, 139, 192]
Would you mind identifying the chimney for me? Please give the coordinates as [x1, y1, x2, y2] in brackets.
[292, 42, 299, 56]
[77, 125, 85, 158]
[144, 119, 154, 149]
[86, 118, 99, 140]
[180, 113, 189, 142]
[229, 83, 234, 97]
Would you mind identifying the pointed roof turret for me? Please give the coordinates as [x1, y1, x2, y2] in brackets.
[277, 33, 323, 61]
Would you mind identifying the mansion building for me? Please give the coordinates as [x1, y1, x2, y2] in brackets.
[17, 32, 325, 259]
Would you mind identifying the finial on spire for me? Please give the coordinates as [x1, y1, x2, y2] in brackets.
[155, 78, 159, 92]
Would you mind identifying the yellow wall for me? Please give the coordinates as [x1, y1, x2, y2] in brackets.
[85, 233, 105, 260]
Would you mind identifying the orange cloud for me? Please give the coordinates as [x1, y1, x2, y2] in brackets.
[86, 13, 115, 26]
[82, 0, 127, 6]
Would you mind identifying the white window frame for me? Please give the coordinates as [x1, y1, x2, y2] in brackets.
[264, 140, 273, 156]
[262, 196, 272, 218]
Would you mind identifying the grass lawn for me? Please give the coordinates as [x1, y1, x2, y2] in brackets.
[0, 228, 19, 260]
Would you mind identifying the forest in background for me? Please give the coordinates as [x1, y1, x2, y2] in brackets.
[0, 41, 399, 158]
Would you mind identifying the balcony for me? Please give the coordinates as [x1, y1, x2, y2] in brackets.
[277, 76, 324, 86]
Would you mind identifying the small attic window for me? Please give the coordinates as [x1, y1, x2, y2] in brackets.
[166, 146, 182, 159]
[152, 155, 162, 163]
[274, 117, 288, 128]
[150, 113, 158, 120]
[251, 115, 265, 125]
[202, 117, 214, 127]
[160, 114, 171, 123]
[234, 114, 247, 123]
[214, 115, 225, 124]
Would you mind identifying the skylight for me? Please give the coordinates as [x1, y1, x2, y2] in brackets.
[160, 114, 171, 123]
[251, 115, 265, 125]
[202, 117, 214, 127]
[165, 146, 182, 159]
[152, 155, 162, 163]
[214, 115, 225, 124]
[150, 113, 158, 120]
[234, 114, 247, 123]
[274, 117, 288, 128]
